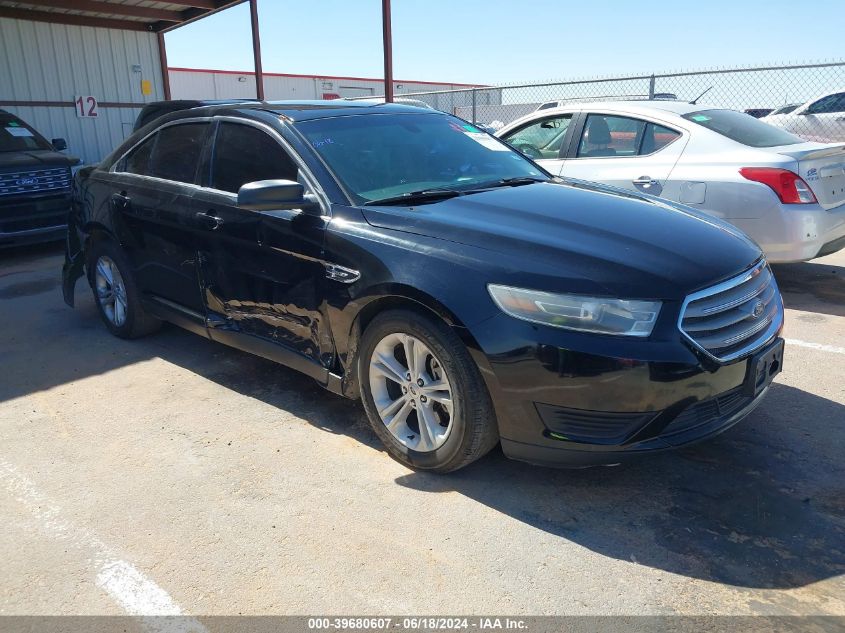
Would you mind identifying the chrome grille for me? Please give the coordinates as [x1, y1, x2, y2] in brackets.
[679, 260, 783, 362]
[0, 167, 71, 197]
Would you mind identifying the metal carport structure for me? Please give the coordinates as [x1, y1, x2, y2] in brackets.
[0, 0, 255, 162]
[0, 0, 399, 163]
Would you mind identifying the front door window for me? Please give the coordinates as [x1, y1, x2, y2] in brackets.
[501, 115, 573, 160]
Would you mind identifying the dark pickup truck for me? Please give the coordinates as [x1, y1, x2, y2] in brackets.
[1, 110, 79, 248]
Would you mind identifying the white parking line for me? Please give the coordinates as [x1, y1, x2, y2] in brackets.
[97, 560, 182, 617]
[0, 458, 207, 632]
[785, 338, 845, 356]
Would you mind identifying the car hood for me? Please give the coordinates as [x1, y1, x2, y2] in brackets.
[0, 150, 79, 170]
[360, 180, 762, 299]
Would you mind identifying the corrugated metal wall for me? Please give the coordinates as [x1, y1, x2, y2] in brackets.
[169, 69, 486, 107]
[0, 17, 164, 165]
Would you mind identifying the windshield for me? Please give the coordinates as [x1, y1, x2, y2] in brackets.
[682, 109, 803, 147]
[771, 104, 800, 115]
[295, 113, 548, 204]
[0, 113, 54, 152]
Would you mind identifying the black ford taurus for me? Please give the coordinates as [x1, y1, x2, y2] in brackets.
[62, 101, 784, 472]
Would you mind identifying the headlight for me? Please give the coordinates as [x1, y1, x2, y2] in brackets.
[488, 284, 661, 337]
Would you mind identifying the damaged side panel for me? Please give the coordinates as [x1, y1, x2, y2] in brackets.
[62, 216, 85, 307]
[191, 187, 336, 380]
[62, 166, 106, 307]
[63, 162, 339, 390]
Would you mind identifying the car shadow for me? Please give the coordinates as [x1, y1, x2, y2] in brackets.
[772, 260, 845, 318]
[392, 382, 845, 591]
[146, 324, 845, 591]
[0, 242, 167, 405]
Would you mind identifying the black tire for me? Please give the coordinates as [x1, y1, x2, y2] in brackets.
[86, 238, 161, 339]
[358, 309, 498, 473]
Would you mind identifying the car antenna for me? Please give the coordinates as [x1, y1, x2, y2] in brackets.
[690, 86, 713, 105]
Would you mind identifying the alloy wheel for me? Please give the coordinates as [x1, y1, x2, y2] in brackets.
[94, 255, 128, 327]
[368, 332, 454, 452]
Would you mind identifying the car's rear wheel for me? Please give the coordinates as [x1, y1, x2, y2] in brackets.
[359, 309, 498, 472]
[87, 239, 161, 339]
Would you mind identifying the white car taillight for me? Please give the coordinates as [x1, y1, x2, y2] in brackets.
[739, 167, 817, 204]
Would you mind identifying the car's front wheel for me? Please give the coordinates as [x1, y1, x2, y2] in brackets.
[359, 309, 498, 472]
[86, 239, 161, 339]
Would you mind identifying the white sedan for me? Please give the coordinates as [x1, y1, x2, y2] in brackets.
[761, 89, 845, 143]
[496, 101, 845, 262]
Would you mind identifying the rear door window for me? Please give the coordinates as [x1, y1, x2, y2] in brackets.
[577, 115, 646, 157]
[682, 109, 802, 147]
[209, 122, 299, 194]
[146, 123, 208, 184]
[121, 135, 156, 175]
[575, 115, 681, 157]
[642, 122, 682, 154]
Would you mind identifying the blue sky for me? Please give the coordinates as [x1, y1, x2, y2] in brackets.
[165, 0, 845, 85]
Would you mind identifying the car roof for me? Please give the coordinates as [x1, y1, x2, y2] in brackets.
[535, 100, 711, 115]
[502, 100, 726, 132]
[156, 99, 438, 124]
[351, 97, 435, 109]
[254, 100, 437, 120]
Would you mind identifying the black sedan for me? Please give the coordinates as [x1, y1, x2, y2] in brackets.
[62, 101, 784, 472]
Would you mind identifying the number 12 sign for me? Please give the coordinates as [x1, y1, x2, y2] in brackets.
[74, 96, 98, 118]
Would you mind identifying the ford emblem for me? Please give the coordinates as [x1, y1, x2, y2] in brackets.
[16, 177, 37, 186]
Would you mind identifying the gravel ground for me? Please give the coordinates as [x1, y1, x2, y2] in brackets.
[0, 242, 843, 617]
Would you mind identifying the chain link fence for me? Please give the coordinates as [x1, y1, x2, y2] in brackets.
[387, 61, 845, 142]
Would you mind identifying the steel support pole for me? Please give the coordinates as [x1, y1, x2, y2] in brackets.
[382, 0, 394, 102]
[157, 31, 171, 100]
[250, 0, 264, 100]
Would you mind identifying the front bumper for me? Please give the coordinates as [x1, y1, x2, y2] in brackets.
[0, 192, 70, 248]
[467, 312, 782, 467]
[501, 385, 768, 467]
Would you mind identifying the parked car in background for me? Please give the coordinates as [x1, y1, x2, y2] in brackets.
[767, 103, 802, 117]
[744, 108, 773, 119]
[761, 89, 845, 142]
[1, 109, 79, 248]
[63, 101, 783, 472]
[536, 94, 678, 111]
[497, 101, 845, 262]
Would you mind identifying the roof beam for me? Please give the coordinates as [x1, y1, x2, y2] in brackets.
[156, 0, 246, 32]
[9, 0, 183, 22]
[0, 0, 246, 33]
[159, 0, 221, 8]
[0, 6, 151, 30]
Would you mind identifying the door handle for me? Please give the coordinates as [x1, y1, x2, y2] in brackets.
[632, 176, 659, 187]
[195, 210, 224, 230]
[110, 191, 130, 209]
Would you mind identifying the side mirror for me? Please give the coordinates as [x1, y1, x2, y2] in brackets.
[52, 138, 68, 151]
[237, 179, 321, 214]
